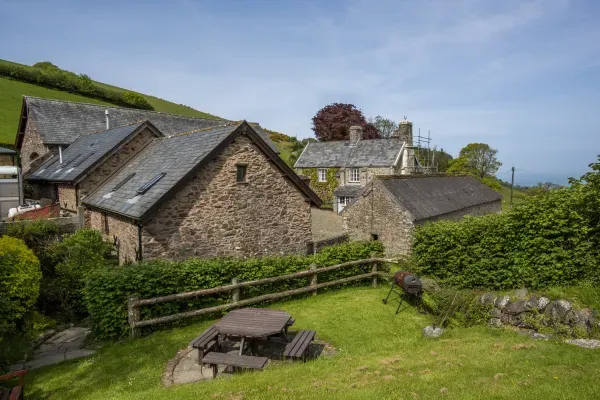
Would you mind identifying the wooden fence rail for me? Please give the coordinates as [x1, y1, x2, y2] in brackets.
[127, 257, 396, 338]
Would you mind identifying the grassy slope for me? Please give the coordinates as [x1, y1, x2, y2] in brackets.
[500, 185, 529, 211]
[0, 59, 221, 145]
[27, 286, 600, 400]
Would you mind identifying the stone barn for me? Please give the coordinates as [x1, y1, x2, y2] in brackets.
[341, 175, 502, 256]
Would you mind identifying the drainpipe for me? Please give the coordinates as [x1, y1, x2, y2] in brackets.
[137, 224, 143, 262]
[59, 146, 63, 164]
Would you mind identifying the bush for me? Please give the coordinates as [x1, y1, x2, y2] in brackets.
[414, 184, 597, 289]
[0, 61, 154, 110]
[84, 241, 384, 340]
[0, 236, 41, 338]
[47, 229, 117, 318]
[5, 220, 60, 275]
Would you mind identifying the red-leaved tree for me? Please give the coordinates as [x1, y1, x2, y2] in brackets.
[311, 103, 381, 141]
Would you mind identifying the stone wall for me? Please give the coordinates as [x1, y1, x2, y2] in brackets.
[307, 233, 349, 254]
[78, 127, 156, 200]
[416, 200, 501, 225]
[88, 210, 139, 264]
[481, 291, 598, 338]
[141, 134, 313, 260]
[58, 184, 78, 212]
[342, 181, 415, 256]
[20, 118, 48, 174]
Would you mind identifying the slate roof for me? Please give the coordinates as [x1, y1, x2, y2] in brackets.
[377, 176, 503, 222]
[27, 121, 160, 183]
[82, 122, 321, 221]
[20, 97, 278, 152]
[0, 146, 16, 154]
[294, 138, 404, 168]
[333, 185, 364, 197]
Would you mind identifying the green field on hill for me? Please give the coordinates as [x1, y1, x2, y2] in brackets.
[0, 59, 220, 146]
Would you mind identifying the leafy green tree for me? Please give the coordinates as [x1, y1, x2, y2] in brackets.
[447, 143, 502, 178]
[368, 115, 397, 138]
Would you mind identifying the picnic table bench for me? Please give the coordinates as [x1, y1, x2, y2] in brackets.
[0, 370, 27, 400]
[283, 330, 315, 361]
[190, 325, 220, 362]
[202, 352, 268, 377]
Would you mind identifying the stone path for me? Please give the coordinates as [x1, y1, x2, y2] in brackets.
[10, 327, 95, 371]
[566, 339, 600, 349]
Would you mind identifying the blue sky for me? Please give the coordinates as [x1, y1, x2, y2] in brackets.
[1, 0, 599, 185]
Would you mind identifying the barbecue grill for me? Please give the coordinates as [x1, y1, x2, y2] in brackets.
[382, 270, 423, 314]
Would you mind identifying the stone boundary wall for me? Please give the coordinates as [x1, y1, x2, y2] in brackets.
[307, 233, 349, 254]
[0, 215, 80, 235]
[480, 291, 598, 338]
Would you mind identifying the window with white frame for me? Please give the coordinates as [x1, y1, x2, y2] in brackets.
[349, 168, 360, 183]
[317, 168, 327, 182]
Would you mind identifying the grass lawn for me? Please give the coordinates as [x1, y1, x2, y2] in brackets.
[499, 185, 529, 211]
[26, 286, 600, 400]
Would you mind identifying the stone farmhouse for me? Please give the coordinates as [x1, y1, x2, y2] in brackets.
[341, 175, 502, 256]
[19, 97, 321, 263]
[294, 121, 433, 213]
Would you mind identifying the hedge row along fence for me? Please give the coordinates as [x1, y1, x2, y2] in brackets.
[84, 241, 385, 340]
[0, 62, 153, 110]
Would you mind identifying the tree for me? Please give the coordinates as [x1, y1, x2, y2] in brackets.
[447, 143, 502, 178]
[311, 103, 381, 141]
[368, 115, 398, 138]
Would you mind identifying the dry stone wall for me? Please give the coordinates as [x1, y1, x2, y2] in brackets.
[89, 210, 139, 264]
[57, 185, 78, 212]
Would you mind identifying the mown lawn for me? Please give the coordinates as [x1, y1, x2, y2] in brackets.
[26, 286, 600, 400]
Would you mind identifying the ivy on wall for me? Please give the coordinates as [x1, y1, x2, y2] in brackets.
[297, 168, 339, 205]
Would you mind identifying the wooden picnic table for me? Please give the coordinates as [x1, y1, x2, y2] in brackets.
[214, 308, 292, 355]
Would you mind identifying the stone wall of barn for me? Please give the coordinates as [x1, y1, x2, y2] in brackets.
[20, 118, 50, 174]
[88, 210, 139, 264]
[341, 181, 415, 257]
[141, 134, 313, 260]
[415, 200, 501, 226]
[57, 184, 78, 212]
[78, 127, 156, 200]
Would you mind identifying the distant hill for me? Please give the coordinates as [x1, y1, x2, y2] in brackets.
[0, 59, 220, 146]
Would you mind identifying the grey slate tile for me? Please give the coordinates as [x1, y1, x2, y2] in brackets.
[294, 138, 404, 168]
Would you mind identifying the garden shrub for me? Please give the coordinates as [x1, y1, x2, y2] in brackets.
[84, 241, 384, 340]
[0, 236, 41, 338]
[5, 219, 60, 276]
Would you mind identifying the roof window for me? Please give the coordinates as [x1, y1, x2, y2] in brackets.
[71, 153, 94, 167]
[112, 173, 136, 192]
[136, 173, 165, 195]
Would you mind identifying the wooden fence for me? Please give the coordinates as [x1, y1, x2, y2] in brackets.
[127, 257, 395, 338]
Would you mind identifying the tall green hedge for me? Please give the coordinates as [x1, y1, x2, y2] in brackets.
[84, 241, 384, 340]
[414, 185, 597, 289]
[0, 62, 153, 110]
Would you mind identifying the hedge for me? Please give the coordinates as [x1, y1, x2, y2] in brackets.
[414, 186, 597, 289]
[0, 62, 153, 110]
[84, 241, 384, 340]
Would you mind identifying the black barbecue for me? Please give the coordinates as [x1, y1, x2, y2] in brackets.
[383, 270, 423, 314]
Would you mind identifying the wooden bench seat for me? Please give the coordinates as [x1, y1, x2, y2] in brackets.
[190, 325, 219, 362]
[202, 352, 268, 376]
[284, 318, 295, 334]
[0, 370, 26, 400]
[283, 330, 315, 361]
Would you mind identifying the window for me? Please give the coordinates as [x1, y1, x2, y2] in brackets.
[317, 168, 327, 182]
[339, 196, 354, 206]
[30, 152, 39, 161]
[102, 213, 109, 235]
[72, 152, 94, 167]
[236, 164, 247, 183]
[349, 168, 360, 183]
[137, 173, 165, 194]
[112, 173, 136, 192]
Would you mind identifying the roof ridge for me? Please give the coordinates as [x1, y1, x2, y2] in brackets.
[165, 121, 241, 138]
[24, 96, 224, 122]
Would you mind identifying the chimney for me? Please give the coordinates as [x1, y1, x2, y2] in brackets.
[348, 125, 363, 145]
[105, 110, 110, 130]
[398, 118, 413, 146]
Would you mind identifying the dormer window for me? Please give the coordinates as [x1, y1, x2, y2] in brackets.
[318, 168, 327, 182]
[349, 168, 360, 183]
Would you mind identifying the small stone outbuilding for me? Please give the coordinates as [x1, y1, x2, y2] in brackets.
[341, 175, 502, 256]
[82, 121, 321, 263]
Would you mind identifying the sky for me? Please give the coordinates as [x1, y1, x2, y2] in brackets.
[1, 0, 599, 185]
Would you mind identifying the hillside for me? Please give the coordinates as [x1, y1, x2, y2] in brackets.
[0, 59, 221, 145]
[499, 185, 529, 211]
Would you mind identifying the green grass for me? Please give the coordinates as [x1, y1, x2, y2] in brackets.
[500, 185, 530, 211]
[0, 59, 221, 145]
[26, 286, 600, 400]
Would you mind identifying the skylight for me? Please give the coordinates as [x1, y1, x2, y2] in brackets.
[136, 173, 165, 195]
[62, 154, 82, 166]
[71, 152, 94, 167]
[112, 173, 136, 192]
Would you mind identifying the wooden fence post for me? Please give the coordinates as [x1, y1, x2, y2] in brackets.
[232, 278, 240, 303]
[128, 295, 141, 339]
[370, 252, 378, 288]
[310, 264, 318, 296]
